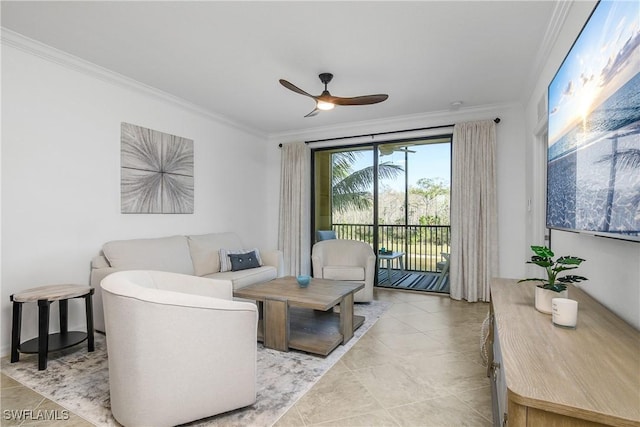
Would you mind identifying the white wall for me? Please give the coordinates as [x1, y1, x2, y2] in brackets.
[268, 103, 529, 283]
[523, 1, 640, 329]
[1, 42, 271, 355]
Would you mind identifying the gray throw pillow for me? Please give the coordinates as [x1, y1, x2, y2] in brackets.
[229, 251, 261, 271]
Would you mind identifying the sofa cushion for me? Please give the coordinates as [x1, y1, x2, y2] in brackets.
[204, 266, 277, 290]
[229, 251, 261, 271]
[322, 266, 365, 281]
[187, 232, 244, 276]
[219, 248, 262, 272]
[103, 235, 194, 275]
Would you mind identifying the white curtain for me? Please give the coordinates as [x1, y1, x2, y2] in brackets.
[450, 120, 498, 302]
[278, 142, 311, 276]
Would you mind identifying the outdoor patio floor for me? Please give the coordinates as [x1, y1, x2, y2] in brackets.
[377, 269, 449, 293]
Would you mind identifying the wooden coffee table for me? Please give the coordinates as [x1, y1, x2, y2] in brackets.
[233, 276, 364, 356]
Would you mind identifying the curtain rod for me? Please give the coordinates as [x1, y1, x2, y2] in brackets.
[277, 117, 500, 147]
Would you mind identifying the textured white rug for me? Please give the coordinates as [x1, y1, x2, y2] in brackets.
[2, 300, 388, 427]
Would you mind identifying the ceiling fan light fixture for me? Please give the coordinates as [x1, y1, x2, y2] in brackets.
[316, 100, 335, 111]
[279, 73, 388, 117]
[379, 145, 394, 156]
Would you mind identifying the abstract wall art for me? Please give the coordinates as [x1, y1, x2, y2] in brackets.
[121, 122, 194, 214]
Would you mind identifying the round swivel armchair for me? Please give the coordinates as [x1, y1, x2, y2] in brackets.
[101, 270, 258, 426]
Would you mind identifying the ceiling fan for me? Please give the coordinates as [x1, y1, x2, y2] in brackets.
[379, 145, 416, 156]
[279, 73, 388, 117]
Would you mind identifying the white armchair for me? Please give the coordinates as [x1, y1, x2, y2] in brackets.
[101, 270, 258, 427]
[311, 240, 376, 302]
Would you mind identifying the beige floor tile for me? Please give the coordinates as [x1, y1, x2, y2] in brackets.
[327, 359, 351, 374]
[386, 395, 492, 427]
[423, 325, 483, 353]
[456, 385, 493, 422]
[273, 405, 306, 427]
[398, 352, 491, 396]
[373, 332, 452, 356]
[293, 368, 383, 425]
[340, 336, 398, 370]
[352, 363, 449, 409]
[314, 409, 399, 426]
[1, 373, 22, 389]
[389, 312, 441, 332]
[21, 398, 95, 426]
[408, 309, 483, 332]
[372, 290, 401, 301]
[380, 290, 431, 302]
[385, 302, 428, 317]
[403, 297, 456, 313]
[365, 316, 421, 336]
[460, 349, 488, 367]
[1, 386, 46, 426]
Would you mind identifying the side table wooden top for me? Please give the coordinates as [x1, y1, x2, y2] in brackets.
[11, 284, 92, 303]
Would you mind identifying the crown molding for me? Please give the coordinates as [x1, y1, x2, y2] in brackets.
[521, 0, 573, 106]
[268, 101, 520, 144]
[1, 28, 266, 138]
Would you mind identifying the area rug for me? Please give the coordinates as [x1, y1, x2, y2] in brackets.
[1, 300, 389, 427]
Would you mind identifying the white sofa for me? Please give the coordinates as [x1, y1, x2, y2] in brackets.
[90, 232, 283, 332]
[101, 270, 258, 426]
[311, 239, 376, 302]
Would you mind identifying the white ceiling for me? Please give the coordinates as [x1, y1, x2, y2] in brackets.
[1, 1, 558, 136]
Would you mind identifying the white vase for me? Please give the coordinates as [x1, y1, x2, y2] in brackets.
[535, 286, 568, 314]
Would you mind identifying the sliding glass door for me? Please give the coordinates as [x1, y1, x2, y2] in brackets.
[312, 136, 452, 293]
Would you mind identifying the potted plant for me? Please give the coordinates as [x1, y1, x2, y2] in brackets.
[519, 245, 587, 314]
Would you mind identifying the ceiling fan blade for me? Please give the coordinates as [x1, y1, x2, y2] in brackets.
[279, 79, 316, 99]
[304, 108, 320, 118]
[333, 94, 388, 106]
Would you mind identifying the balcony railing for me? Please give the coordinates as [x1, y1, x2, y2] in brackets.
[332, 223, 451, 273]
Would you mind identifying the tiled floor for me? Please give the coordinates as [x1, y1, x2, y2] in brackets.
[0, 374, 93, 426]
[1, 288, 492, 427]
[274, 288, 493, 426]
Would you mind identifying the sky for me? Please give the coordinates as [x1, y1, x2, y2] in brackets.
[349, 141, 451, 192]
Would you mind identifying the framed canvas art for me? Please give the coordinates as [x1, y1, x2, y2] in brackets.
[121, 123, 194, 214]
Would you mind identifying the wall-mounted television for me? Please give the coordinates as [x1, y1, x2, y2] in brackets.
[547, 0, 640, 242]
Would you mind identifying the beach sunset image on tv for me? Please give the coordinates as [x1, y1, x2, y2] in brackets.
[547, 0, 640, 241]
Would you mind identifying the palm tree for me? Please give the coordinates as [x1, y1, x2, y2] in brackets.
[331, 151, 403, 213]
[597, 133, 640, 231]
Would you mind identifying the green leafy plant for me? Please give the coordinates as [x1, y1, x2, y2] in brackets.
[518, 245, 588, 292]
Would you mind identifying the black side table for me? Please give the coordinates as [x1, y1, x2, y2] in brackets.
[10, 284, 95, 370]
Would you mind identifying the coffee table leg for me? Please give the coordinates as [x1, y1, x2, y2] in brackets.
[339, 293, 354, 344]
[264, 298, 289, 351]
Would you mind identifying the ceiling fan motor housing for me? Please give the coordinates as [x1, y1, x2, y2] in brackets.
[319, 73, 333, 85]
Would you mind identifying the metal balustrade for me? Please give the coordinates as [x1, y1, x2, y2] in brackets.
[331, 223, 451, 273]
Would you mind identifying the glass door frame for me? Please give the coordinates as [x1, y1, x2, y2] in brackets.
[310, 135, 453, 285]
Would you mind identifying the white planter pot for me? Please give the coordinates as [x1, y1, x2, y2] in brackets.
[535, 286, 568, 314]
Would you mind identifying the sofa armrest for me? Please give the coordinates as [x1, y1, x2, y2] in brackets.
[261, 249, 284, 278]
[90, 265, 125, 333]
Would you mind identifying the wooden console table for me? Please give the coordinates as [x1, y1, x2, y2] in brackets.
[489, 278, 639, 426]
